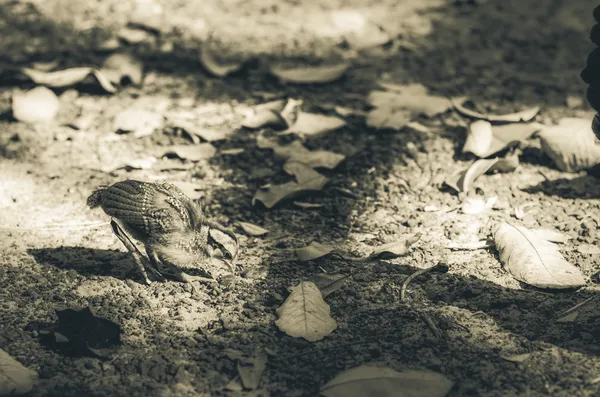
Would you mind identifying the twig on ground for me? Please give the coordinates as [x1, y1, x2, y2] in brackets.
[400, 261, 445, 302]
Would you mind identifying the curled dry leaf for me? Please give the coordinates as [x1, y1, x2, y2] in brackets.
[463, 120, 493, 156]
[282, 112, 346, 137]
[539, 118, 600, 172]
[493, 222, 586, 289]
[169, 117, 229, 142]
[241, 99, 288, 129]
[113, 109, 163, 138]
[237, 222, 269, 237]
[252, 162, 329, 208]
[0, 348, 37, 396]
[369, 233, 422, 259]
[162, 143, 217, 161]
[445, 158, 499, 193]
[21, 67, 116, 93]
[275, 281, 337, 342]
[257, 135, 345, 169]
[118, 26, 152, 44]
[270, 62, 350, 84]
[452, 100, 540, 123]
[320, 365, 454, 397]
[308, 273, 349, 298]
[100, 53, 144, 86]
[296, 242, 335, 262]
[12, 86, 60, 123]
[200, 41, 245, 78]
[463, 121, 539, 158]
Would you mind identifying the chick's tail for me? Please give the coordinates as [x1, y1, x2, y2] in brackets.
[86, 186, 108, 209]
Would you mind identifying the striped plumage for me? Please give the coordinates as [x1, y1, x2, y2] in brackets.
[87, 180, 239, 283]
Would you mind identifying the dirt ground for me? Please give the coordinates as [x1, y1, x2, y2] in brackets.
[2, 0, 600, 396]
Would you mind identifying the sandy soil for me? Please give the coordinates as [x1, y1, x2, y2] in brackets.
[2, 0, 600, 396]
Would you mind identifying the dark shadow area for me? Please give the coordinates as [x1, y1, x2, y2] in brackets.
[28, 247, 143, 281]
[522, 174, 600, 199]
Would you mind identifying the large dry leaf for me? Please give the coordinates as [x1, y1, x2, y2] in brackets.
[463, 122, 539, 158]
[482, 124, 540, 158]
[270, 63, 350, 84]
[445, 158, 499, 193]
[237, 222, 269, 237]
[12, 86, 59, 123]
[275, 281, 337, 342]
[0, 348, 37, 395]
[162, 143, 216, 161]
[100, 53, 143, 86]
[113, 109, 163, 138]
[282, 112, 346, 137]
[296, 242, 335, 261]
[493, 222, 586, 289]
[539, 118, 600, 172]
[21, 67, 116, 93]
[253, 162, 329, 208]
[320, 365, 454, 397]
[369, 233, 422, 259]
[367, 83, 453, 130]
[257, 135, 345, 169]
[453, 100, 540, 123]
[200, 45, 245, 78]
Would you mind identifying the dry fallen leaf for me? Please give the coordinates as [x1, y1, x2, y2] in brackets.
[168, 117, 229, 142]
[237, 222, 269, 237]
[556, 312, 579, 323]
[320, 365, 454, 397]
[162, 143, 217, 161]
[170, 181, 204, 200]
[200, 44, 245, 78]
[463, 120, 493, 156]
[21, 67, 116, 93]
[308, 273, 349, 298]
[367, 83, 454, 130]
[494, 222, 586, 289]
[453, 100, 540, 123]
[369, 233, 422, 259]
[275, 281, 337, 342]
[489, 151, 520, 173]
[100, 53, 144, 86]
[253, 162, 329, 208]
[117, 26, 152, 44]
[296, 242, 335, 262]
[539, 117, 600, 172]
[270, 62, 350, 84]
[0, 348, 37, 396]
[329, 10, 390, 50]
[12, 86, 60, 123]
[113, 109, 163, 138]
[282, 112, 346, 137]
[241, 99, 288, 129]
[294, 201, 324, 209]
[257, 135, 345, 169]
[445, 158, 499, 193]
[500, 353, 532, 363]
[237, 348, 267, 390]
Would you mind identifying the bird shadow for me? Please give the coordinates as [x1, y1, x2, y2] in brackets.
[27, 247, 144, 282]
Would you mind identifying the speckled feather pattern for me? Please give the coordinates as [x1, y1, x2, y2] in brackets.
[87, 180, 239, 275]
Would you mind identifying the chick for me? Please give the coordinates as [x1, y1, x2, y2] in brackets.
[87, 180, 239, 284]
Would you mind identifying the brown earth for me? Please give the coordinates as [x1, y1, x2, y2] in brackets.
[2, 0, 600, 396]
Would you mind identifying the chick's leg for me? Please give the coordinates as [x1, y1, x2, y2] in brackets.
[110, 220, 164, 284]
